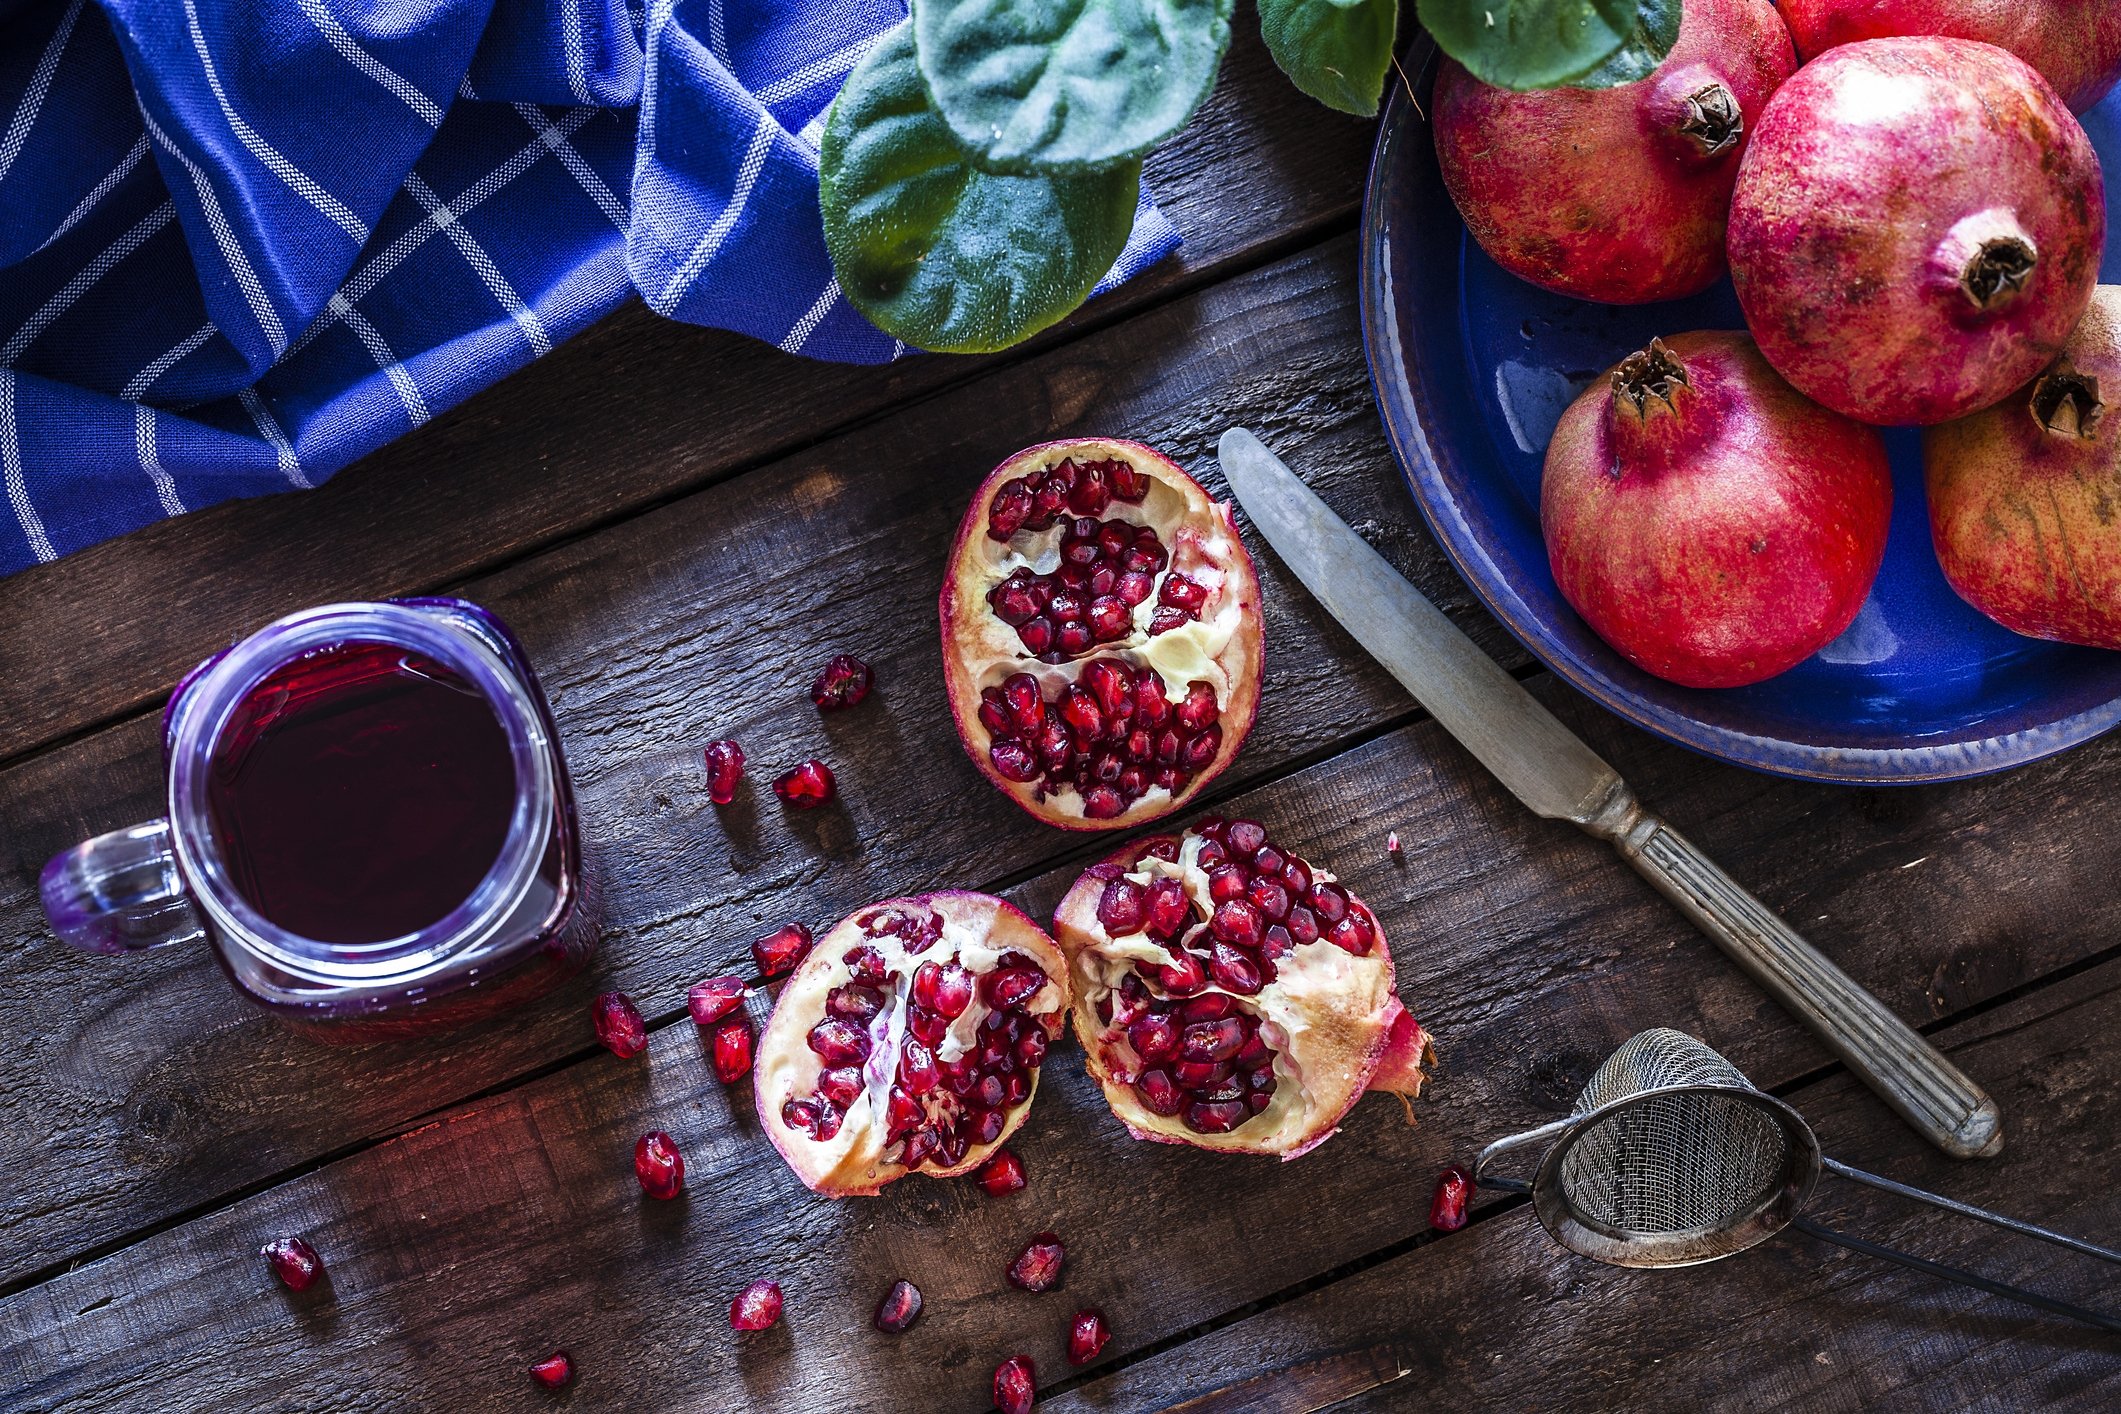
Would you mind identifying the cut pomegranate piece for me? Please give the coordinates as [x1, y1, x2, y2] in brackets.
[1430, 1164, 1474, 1233]
[941, 438, 1265, 831]
[729, 1278, 783, 1331]
[260, 1236, 321, 1291]
[994, 1355, 1037, 1414]
[1052, 819, 1435, 1159]
[634, 1131, 685, 1199]
[751, 923, 814, 979]
[528, 1351, 573, 1388]
[688, 975, 749, 1026]
[810, 653, 875, 711]
[873, 1278, 924, 1333]
[975, 1148, 1027, 1196]
[1066, 1308, 1111, 1365]
[753, 892, 1070, 1196]
[703, 739, 745, 805]
[1006, 1232, 1065, 1291]
[710, 1017, 755, 1083]
[773, 759, 836, 808]
[592, 991, 647, 1059]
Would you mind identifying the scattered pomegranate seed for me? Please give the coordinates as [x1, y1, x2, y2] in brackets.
[751, 922, 814, 978]
[688, 975, 749, 1026]
[1066, 1308, 1111, 1365]
[994, 1354, 1037, 1414]
[260, 1236, 321, 1291]
[703, 739, 745, 805]
[729, 1278, 783, 1331]
[1387, 830, 1401, 857]
[528, 1351, 573, 1388]
[976, 1149, 1027, 1197]
[1430, 1164, 1474, 1233]
[810, 653, 875, 711]
[710, 1016, 754, 1083]
[773, 758, 837, 808]
[1006, 1232, 1065, 1292]
[872, 1278, 924, 1333]
[634, 1131, 685, 1199]
[592, 990, 648, 1059]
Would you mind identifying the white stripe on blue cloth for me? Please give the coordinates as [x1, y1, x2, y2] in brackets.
[779, 277, 838, 356]
[405, 171, 552, 356]
[296, 0, 448, 128]
[239, 386, 310, 488]
[564, 0, 592, 105]
[142, 107, 288, 353]
[512, 104, 627, 229]
[135, 403, 187, 515]
[123, 321, 217, 400]
[756, 38, 874, 108]
[1, 200, 176, 366]
[0, 0, 84, 189]
[329, 291, 430, 426]
[32, 135, 150, 260]
[0, 373, 54, 563]
[650, 107, 775, 316]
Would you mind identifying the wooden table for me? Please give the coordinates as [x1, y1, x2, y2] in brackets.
[2, 33, 2117, 1414]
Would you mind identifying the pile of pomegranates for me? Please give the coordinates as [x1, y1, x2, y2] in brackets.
[941, 438, 1264, 828]
[1431, 0, 2121, 685]
[1053, 818, 1432, 1158]
[753, 891, 1070, 1195]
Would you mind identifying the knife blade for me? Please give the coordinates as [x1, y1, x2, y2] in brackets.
[1217, 427, 2003, 1161]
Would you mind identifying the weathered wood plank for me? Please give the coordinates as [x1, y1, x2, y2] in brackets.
[0, 235, 1487, 1291]
[1043, 959, 2121, 1414]
[0, 28, 1377, 766]
[5, 681, 2121, 1411]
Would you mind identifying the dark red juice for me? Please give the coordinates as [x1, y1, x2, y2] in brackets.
[205, 640, 518, 945]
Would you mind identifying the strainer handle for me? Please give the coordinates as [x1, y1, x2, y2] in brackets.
[1594, 805, 2005, 1161]
[1791, 1217, 2121, 1335]
[1472, 1116, 1576, 1195]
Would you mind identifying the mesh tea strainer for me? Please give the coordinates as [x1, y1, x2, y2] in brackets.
[1473, 1029, 2121, 1332]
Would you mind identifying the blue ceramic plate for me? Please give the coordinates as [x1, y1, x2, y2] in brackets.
[1361, 44, 2121, 784]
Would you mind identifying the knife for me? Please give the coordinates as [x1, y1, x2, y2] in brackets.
[1217, 427, 2002, 1160]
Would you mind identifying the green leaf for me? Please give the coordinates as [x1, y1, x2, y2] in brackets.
[820, 22, 1142, 355]
[1258, 0, 1399, 117]
[909, 0, 1234, 174]
[1415, 0, 1644, 91]
[1567, 0, 1680, 88]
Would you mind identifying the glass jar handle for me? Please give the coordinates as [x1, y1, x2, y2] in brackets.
[40, 819, 205, 955]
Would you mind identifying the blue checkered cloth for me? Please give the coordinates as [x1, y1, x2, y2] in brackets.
[0, 0, 1181, 574]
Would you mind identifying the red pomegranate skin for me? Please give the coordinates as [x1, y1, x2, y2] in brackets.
[1431, 0, 1796, 304]
[1728, 37, 2105, 427]
[1779, 0, 2121, 114]
[1925, 286, 2121, 648]
[1542, 331, 1894, 688]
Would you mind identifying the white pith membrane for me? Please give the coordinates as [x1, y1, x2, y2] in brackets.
[942, 439, 1263, 827]
[1056, 827, 1429, 1159]
[756, 893, 1068, 1196]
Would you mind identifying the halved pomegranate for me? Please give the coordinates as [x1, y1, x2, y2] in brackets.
[753, 892, 1070, 1195]
[1053, 818, 1434, 1158]
[941, 439, 1265, 830]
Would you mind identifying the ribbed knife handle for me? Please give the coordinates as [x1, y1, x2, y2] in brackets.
[1596, 802, 2003, 1160]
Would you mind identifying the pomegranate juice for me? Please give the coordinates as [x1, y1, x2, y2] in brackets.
[205, 640, 517, 945]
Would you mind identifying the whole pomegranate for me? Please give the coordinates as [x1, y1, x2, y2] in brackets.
[1052, 818, 1433, 1158]
[753, 892, 1069, 1195]
[1728, 37, 2105, 427]
[1779, 1, 2121, 114]
[941, 438, 1264, 830]
[1542, 332, 1894, 689]
[1925, 286, 2121, 648]
[1431, 0, 1796, 304]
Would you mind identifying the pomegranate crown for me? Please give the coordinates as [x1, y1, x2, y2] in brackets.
[2031, 360, 2105, 439]
[1613, 339, 1692, 420]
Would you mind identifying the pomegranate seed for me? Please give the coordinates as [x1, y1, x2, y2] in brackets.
[1066, 1308, 1111, 1365]
[1182, 1016, 1247, 1062]
[992, 739, 1040, 781]
[1135, 1068, 1183, 1114]
[1328, 909, 1376, 956]
[1154, 950, 1206, 995]
[1286, 904, 1319, 945]
[994, 1355, 1037, 1414]
[873, 1279, 924, 1334]
[729, 1278, 783, 1331]
[687, 975, 748, 1026]
[990, 483, 1034, 539]
[751, 922, 814, 978]
[528, 1351, 572, 1388]
[1128, 1011, 1180, 1064]
[592, 991, 647, 1059]
[1310, 882, 1349, 923]
[899, 1037, 941, 1095]
[977, 1149, 1028, 1196]
[1208, 942, 1262, 995]
[1183, 1099, 1250, 1133]
[1144, 877, 1190, 938]
[814, 1065, 862, 1108]
[1227, 819, 1267, 856]
[1177, 681, 1219, 733]
[1387, 830, 1402, 857]
[1006, 1233, 1065, 1291]
[810, 653, 874, 711]
[1211, 898, 1264, 948]
[1174, 1057, 1233, 1089]
[710, 1017, 754, 1082]
[773, 758, 837, 808]
[1431, 1164, 1474, 1233]
[634, 1130, 685, 1199]
[909, 1006, 950, 1048]
[1247, 877, 1290, 921]
[827, 984, 884, 1023]
[703, 739, 745, 805]
[914, 960, 977, 1019]
[1097, 877, 1146, 934]
[844, 945, 892, 987]
[260, 1236, 321, 1292]
[1017, 1027, 1049, 1069]
[982, 966, 1048, 1010]
[808, 1018, 871, 1066]
[1207, 866, 1248, 904]
[1181, 993, 1235, 1023]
